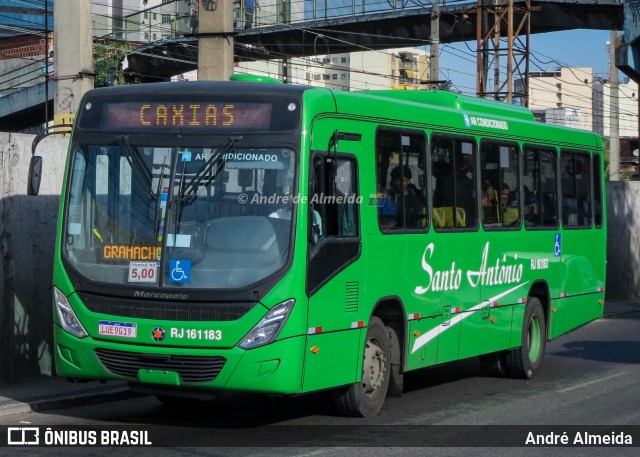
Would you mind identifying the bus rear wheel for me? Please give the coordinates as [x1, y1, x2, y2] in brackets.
[505, 297, 546, 378]
[334, 316, 390, 417]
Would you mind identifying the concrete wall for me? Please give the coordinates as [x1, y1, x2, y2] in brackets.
[0, 131, 638, 381]
[605, 181, 640, 299]
[0, 132, 67, 382]
[0, 57, 46, 97]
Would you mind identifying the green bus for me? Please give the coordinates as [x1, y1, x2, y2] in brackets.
[32, 80, 606, 417]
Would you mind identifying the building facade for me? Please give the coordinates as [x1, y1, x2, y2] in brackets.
[0, 0, 52, 37]
[516, 67, 594, 131]
[592, 77, 639, 138]
[232, 47, 429, 91]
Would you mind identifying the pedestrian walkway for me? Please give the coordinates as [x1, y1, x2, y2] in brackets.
[0, 377, 132, 418]
[0, 298, 638, 418]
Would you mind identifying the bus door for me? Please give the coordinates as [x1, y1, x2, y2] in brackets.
[303, 146, 365, 393]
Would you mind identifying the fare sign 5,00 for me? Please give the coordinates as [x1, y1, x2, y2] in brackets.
[128, 261, 157, 283]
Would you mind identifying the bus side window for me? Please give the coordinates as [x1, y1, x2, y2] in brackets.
[592, 153, 604, 227]
[561, 150, 591, 228]
[309, 155, 359, 245]
[480, 140, 520, 229]
[375, 129, 428, 231]
[523, 146, 558, 228]
[431, 135, 477, 229]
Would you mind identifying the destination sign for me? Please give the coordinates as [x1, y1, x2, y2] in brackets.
[102, 245, 161, 261]
[105, 102, 272, 129]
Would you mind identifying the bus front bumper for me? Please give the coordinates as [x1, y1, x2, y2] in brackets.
[54, 325, 306, 395]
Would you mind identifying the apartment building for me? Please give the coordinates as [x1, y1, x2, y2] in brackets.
[515, 67, 594, 131]
[236, 47, 429, 91]
[0, 0, 50, 36]
[592, 77, 639, 138]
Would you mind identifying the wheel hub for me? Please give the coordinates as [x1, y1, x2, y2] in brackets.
[362, 337, 386, 395]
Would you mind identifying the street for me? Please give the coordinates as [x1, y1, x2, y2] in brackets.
[1, 308, 639, 456]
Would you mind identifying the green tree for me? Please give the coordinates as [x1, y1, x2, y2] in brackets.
[438, 80, 453, 91]
[94, 40, 140, 87]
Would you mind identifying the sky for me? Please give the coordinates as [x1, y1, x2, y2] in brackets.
[438, 29, 615, 96]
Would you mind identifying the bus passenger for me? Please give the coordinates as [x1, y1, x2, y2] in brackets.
[270, 189, 323, 241]
[500, 183, 519, 208]
[482, 180, 498, 223]
[456, 153, 476, 225]
[524, 185, 539, 225]
[380, 165, 425, 229]
[482, 180, 497, 208]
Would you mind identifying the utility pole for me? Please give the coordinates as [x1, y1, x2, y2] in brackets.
[278, 1, 291, 83]
[198, 0, 234, 81]
[53, 0, 94, 121]
[609, 30, 620, 181]
[637, 88, 640, 179]
[476, 0, 533, 105]
[429, 1, 440, 90]
[44, 0, 49, 126]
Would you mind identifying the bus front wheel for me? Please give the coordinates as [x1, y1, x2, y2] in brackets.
[505, 297, 546, 378]
[333, 316, 390, 417]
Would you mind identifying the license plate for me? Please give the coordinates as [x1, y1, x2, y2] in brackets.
[98, 321, 137, 338]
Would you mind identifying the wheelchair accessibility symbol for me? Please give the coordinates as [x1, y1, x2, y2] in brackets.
[554, 233, 561, 257]
[169, 259, 191, 283]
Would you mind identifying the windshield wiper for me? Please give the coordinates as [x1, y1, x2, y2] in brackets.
[178, 136, 242, 205]
[174, 155, 188, 233]
[117, 135, 153, 192]
[153, 155, 169, 240]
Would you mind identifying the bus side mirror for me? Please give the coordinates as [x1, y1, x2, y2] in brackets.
[27, 156, 43, 196]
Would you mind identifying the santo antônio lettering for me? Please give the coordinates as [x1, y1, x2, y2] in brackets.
[139, 103, 235, 127]
[414, 241, 524, 294]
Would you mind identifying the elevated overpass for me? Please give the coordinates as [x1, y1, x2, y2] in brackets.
[127, 0, 624, 80]
[0, 80, 52, 131]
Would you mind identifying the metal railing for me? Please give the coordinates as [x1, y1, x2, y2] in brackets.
[0, 59, 46, 97]
[110, 0, 469, 44]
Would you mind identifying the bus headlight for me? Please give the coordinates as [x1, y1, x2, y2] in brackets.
[54, 287, 88, 338]
[238, 299, 295, 349]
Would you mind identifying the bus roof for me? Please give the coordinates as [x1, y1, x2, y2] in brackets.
[362, 90, 535, 122]
[322, 88, 601, 148]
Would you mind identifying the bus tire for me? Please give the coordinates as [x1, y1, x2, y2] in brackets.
[386, 324, 404, 398]
[333, 316, 390, 417]
[505, 297, 546, 379]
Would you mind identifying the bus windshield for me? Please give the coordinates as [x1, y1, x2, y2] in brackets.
[62, 138, 296, 290]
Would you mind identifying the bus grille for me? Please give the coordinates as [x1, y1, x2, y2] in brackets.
[78, 292, 254, 321]
[94, 348, 226, 383]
